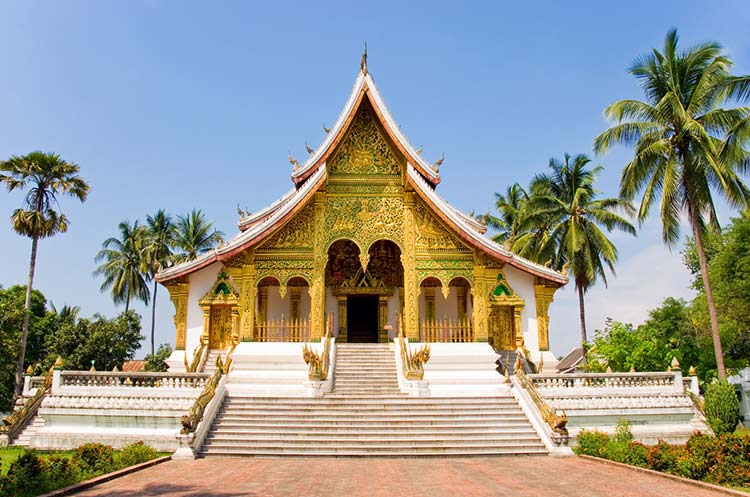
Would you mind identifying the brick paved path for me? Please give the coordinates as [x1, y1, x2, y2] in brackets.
[73, 456, 725, 497]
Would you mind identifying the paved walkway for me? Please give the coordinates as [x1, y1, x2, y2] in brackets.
[73, 456, 725, 497]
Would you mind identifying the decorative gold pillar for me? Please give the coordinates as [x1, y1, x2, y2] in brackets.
[402, 193, 419, 340]
[534, 282, 557, 351]
[337, 296, 347, 342]
[513, 306, 524, 348]
[310, 192, 327, 340]
[472, 266, 490, 342]
[239, 264, 256, 341]
[201, 305, 211, 344]
[231, 307, 241, 343]
[378, 295, 389, 343]
[258, 287, 268, 324]
[166, 281, 189, 350]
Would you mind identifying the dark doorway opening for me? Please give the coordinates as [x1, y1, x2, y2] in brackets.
[347, 295, 379, 343]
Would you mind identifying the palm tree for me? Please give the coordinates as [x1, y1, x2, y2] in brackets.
[143, 210, 175, 356]
[524, 154, 636, 349]
[173, 209, 223, 262]
[0, 151, 89, 403]
[94, 220, 150, 313]
[482, 183, 529, 245]
[594, 29, 750, 378]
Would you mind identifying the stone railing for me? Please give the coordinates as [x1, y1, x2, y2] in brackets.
[0, 366, 54, 446]
[58, 371, 210, 389]
[529, 372, 680, 390]
[514, 356, 568, 445]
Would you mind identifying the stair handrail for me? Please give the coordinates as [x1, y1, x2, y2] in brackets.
[513, 352, 568, 444]
[0, 363, 54, 443]
[397, 316, 430, 381]
[184, 336, 208, 373]
[180, 355, 226, 435]
[302, 314, 333, 381]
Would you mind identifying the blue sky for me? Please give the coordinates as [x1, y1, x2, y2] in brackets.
[1, 1, 749, 357]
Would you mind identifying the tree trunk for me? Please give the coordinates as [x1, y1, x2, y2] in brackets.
[691, 216, 727, 378]
[12, 236, 39, 408]
[577, 282, 588, 372]
[150, 280, 158, 356]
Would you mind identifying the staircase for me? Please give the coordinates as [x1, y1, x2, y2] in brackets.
[201, 343, 546, 456]
[201, 350, 223, 373]
[11, 412, 44, 447]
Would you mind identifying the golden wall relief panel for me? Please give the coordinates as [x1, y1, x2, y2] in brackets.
[325, 196, 404, 250]
[257, 204, 314, 250]
[328, 101, 403, 177]
[489, 306, 514, 350]
[166, 281, 189, 350]
[413, 201, 469, 251]
[326, 181, 403, 195]
[416, 269, 474, 297]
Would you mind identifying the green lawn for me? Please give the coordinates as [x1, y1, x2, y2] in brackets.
[0, 447, 73, 474]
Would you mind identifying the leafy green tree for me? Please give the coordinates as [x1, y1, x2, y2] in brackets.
[172, 209, 224, 262]
[143, 210, 175, 356]
[0, 286, 57, 410]
[481, 183, 529, 245]
[0, 151, 89, 404]
[144, 343, 173, 372]
[45, 311, 144, 371]
[93, 221, 150, 312]
[521, 154, 635, 348]
[594, 30, 750, 378]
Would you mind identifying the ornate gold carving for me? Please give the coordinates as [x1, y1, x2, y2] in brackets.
[414, 201, 466, 250]
[258, 204, 314, 250]
[302, 319, 333, 380]
[166, 281, 189, 350]
[326, 196, 404, 249]
[402, 195, 418, 339]
[535, 283, 557, 351]
[514, 357, 568, 443]
[328, 101, 403, 176]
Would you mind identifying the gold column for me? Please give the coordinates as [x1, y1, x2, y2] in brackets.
[402, 193, 419, 340]
[166, 281, 189, 350]
[513, 306, 524, 348]
[201, 305, 211, 345]
[378, 295, 389, 343]
[310, 192, 326, 340]
[337, 296, 347, 342]
[472, 266, 489, 342]
[239, 264, 256, 341]
[534, 282, 557, 351]
[231, 306, 240, 344]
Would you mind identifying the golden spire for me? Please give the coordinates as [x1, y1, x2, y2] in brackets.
[360, 42, 368, 74]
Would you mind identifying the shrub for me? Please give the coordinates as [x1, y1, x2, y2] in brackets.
[43, 455, 77, 489]
[575, 429, 609, 457]
[705, 379, 740, 435]
[646, 440, 685, 474]
[72, 443, 114, 475]
[705, 433, 750, 486]
[4, 450, 43, 497]
[117, 441, 158, 467]
[613, 419, 634, 443]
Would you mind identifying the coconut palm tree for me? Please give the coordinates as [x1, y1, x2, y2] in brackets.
[94, 220, 150, 313]
[0, 151, 89, 403]
[142, 210, 175, 356]
[482, 183, 529, 245]
[173, 209, 223, 262]
[524, 154, 636, 349]
[594, 29, 750, 378]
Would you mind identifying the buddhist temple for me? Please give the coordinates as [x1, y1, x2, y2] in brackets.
[156, 52, 568, 368]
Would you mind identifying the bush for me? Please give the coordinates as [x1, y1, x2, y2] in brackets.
[43, 455, 77, 489]
[706, 433, 750, 486]
[646, 439, 685, 474]
[705, 380, 740, 436]
[4, 450, 44, 497]
[71, 443, 114, 475]
[575, 429, 609, 457]
[117, 441, 158, 467]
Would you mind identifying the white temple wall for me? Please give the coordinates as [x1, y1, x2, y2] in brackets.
[263, 285, 311, 322]
[503, 265, 539, 353]
[386, 289, 400, 331]
[185, 262, 221, 352]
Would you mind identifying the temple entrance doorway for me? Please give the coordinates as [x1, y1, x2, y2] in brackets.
[346, 295, 379, 343]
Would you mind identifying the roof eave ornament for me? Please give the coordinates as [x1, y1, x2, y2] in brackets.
[360, 42, 368, 74]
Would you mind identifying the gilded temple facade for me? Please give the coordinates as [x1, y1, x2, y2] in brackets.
[156, 59, 568, 363]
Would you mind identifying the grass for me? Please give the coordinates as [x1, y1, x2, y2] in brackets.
[0, 447, 73, 474]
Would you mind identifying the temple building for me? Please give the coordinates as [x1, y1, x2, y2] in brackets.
[156, 54, 568, 368]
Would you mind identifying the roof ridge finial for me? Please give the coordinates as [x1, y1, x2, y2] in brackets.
[360, 42, 368, 74]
